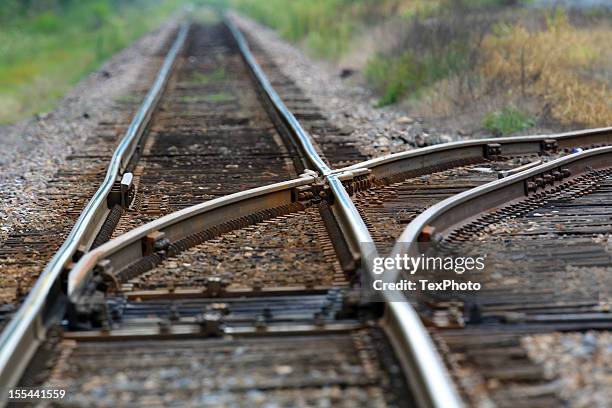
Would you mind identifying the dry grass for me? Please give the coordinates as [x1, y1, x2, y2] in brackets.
[481, 10, 612, 127]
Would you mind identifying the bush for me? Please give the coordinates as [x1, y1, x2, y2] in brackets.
[481, 8, 612, 127]
[482, 105, 534, 135]
[364, 3, 476, 107]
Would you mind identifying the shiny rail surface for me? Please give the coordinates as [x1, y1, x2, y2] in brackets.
[337, 127, 612, 180]
[225, 15, 331, 176]
[4, 12, 612, 407]
[389, 146, 612, 405]
[0, 17, 462, 408]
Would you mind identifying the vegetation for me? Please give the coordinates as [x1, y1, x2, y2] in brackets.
[0, 0, 190, 124]
[482, 105, 535, 135]
[481, 9, 612, 127]
[365, 47, 468, 107]
[3, 0, 611, 131]
[229, 0, 436, 59]
[235, 0, 612, 132]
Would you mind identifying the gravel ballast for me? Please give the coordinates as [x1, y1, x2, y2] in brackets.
[0, 12, 607, 406]
[0, 20, 179, 304]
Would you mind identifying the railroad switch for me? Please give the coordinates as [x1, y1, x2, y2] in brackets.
[66, 278, 112, 330]
[107, 172, 135, 209]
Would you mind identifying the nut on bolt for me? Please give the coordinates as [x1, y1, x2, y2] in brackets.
[418, 225, 436, 242]
[543, 174, 554, 185]
[534, 177, 545, 187]
[142, 231, 168, 256]
[209, 303, 230, 315]
[525, 181, 538, 194]
[541, 139, 558, 152]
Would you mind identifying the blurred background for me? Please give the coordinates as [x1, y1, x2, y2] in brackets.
[1, 0, 611, 135]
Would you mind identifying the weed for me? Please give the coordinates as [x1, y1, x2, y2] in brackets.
[483, 105, 535, 135]
[204, 92, 233, 103]
[365, 41, 469, 106]
[189, 68, 226, 85]
[230, 0, 411, 59]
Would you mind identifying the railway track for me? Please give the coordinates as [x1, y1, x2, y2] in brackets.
[341, 130, 612, 256]
[1, 12, 612, 408]
[390, 147, 612, 406]
[0, 16, 454, 408]
[0, 30, 176, 314]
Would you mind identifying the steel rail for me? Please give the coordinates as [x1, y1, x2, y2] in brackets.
[390, 145, 612, 283]
[226, 2, 466, 398]
[67, 17, 465, 408]
[327, 173, 463, 408]
[67, 175, 316, 300]
[335, 127, 612, 180]
[0, 23, 189, 403]
[0, 17, 467, 408]
[378, 146, 612, 407]
[224, 13, 332, 177]
[61, 170, 464, 408]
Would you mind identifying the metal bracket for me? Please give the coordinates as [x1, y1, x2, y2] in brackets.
[107, 172, 135, 209]
[541, 138, 558, 153]
[484, 143, 502, 159]
[142, 231, 170, 256]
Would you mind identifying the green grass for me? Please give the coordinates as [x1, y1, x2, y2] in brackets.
[482, 105, 535, 135]
[365, 45, 468, 106]
[204, 92, 233, 103]
[0, 0, 192, 124]
[229, 0, 392, 59]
